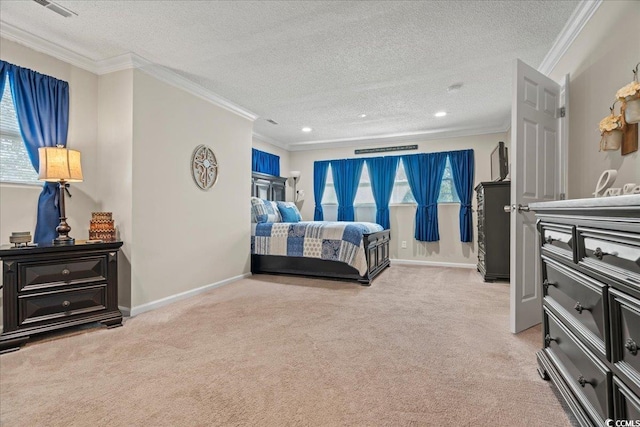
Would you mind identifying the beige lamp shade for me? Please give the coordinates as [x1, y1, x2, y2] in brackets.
[290, 170, 301, 179]
[38, 146, 84, 182]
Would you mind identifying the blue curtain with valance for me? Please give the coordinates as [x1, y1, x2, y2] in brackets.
[313, 160, 330, 220]
[366, 156, 399, 229]
[3, 60, 69, 245]
[331, 158, 364, 221]
[449, 150, 475, 242]
[252, 148, 280, 176]
[402, 152, 447, 241]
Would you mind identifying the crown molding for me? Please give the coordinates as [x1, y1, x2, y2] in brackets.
[252, 132, 290, 150]
[132, 58, 258, 121]
[538, 0, 602, 76]
[286, 120, 510, 152]
[0, 21, 258, 121]
[0, 21, 99, 73]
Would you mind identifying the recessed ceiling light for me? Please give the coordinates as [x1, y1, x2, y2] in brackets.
[434, 111, 447, 117]
[358, 114, 367, 118]
[302, 127, 312, 132]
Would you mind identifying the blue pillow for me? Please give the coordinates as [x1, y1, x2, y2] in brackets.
[276, 202, 302, 223]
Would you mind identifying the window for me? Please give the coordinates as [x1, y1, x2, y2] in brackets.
[0, 77, 38, 185]
[322, 157, 459, 205]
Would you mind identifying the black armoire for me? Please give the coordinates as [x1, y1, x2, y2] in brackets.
[475, 181, 510, 282]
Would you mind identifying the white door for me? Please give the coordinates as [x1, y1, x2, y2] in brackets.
[509, 59, 564, 334]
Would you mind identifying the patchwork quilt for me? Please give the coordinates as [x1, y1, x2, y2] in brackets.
[251, 221, 384, 276]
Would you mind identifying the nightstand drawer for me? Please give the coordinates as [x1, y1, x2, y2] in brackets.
[545, 308, 611, 425]
[614, 376, 640, 422]
[540, 222, 575, 262]
[543, 256, 608, 357]
[19, 256, 107, 291]
[609, 289, 640, 386]
[578, 227, 640, 289]
[18, 284, 107, 326]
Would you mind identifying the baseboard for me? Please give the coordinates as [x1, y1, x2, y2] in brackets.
[128, 272, 252, 317]
[391, 258, 476, 269]
[118, 306, 131, 317]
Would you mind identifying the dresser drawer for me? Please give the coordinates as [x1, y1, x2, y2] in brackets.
[18, 284, 107, 326]
[577, 227, 640, 290]
[543, 257, 608, 357]
[609, 289, 640, 386]
[545, 308, 612, 424]
[540, 222, 575, 262]
[614, 376, 640, 422]
[19, 256, 108, 291]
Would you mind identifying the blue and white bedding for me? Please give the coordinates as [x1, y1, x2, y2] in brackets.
[251, 221, 384, 276]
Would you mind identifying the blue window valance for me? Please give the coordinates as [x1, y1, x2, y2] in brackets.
[252, 148, 280, 176]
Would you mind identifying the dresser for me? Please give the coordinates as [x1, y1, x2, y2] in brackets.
[475, 181, 511, 281]
[0, 241, 123, 353]
[530, 195, 640, 426]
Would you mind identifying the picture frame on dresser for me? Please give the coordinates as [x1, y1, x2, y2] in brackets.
[531, 195, 640, 426]
[0, 241, 124, 353]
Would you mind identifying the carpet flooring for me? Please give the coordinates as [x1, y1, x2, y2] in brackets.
[0, 265, 572, 426]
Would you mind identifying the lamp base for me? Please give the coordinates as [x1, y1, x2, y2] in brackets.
[53, 236, 75, 246]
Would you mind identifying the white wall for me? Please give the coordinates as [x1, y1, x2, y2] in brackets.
[290, 132, 508, 266]
[0, 38, 100, 244]
[549, 1, 639, 198]
[131, 70, 253, 308]
[0, 39, 254, 313]
[97, 69, 134, 308]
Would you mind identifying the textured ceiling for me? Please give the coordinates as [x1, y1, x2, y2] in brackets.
[0, 0, 580, 147]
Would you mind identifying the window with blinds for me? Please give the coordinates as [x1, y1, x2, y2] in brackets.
[0, 77, 39, 185]
[322, 158, 459, 206]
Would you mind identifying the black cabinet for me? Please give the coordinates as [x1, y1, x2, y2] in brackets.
[475, 181, 510, 281]
[251, 171, 287, 202]
[0, 241, 123, 353]
[532, 196, 640, 426]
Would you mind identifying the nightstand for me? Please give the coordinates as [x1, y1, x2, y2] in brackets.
[0, 241, 123, 353]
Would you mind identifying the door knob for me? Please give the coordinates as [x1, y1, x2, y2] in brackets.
[504, 205, 512, 213]
[517, 204, 530, 213]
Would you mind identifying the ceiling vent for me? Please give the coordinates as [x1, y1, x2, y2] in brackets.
[32, 0, 77, 18]
[266, 119, 279, 125]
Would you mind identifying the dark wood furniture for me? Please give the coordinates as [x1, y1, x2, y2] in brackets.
[475, 181, 510, 281]
[252, 171, 286, 201]
[0, 241, 123, 353]
[250, 171, 390, 285]
[531, 195, 640, 426]
[252, 229, 390, 285]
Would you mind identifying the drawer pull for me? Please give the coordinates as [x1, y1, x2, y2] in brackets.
[577, 375, 591, 388]
[593, 247, 608, 260]
[61, 269, 70, 276]
[625, 339, 638, 356]
[573, 301, 589, 314]
[544, 334, 556, 346]
[62, 300, 71, 308]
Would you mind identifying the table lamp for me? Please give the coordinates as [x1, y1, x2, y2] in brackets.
[38, 145, 83, 245]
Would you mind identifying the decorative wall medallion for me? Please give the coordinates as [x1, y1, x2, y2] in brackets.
[191, 145, 218, 190]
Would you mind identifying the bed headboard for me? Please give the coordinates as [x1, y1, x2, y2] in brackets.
[251, 171, 287, 201]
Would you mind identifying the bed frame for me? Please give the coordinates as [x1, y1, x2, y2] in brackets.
[250, 171, 390, 285]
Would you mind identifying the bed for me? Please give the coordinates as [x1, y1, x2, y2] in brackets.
[250, 171, 390, 285]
